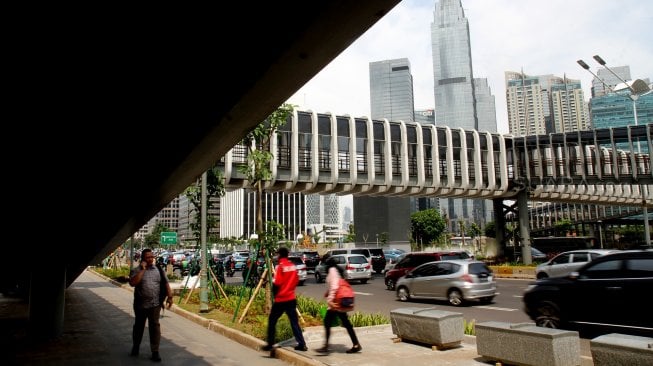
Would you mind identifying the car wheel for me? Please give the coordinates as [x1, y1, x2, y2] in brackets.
[536, 272, 548, 280]
[534, 301, 562, 329]
[386, 279, 395, 291]
[448, 290, 463, 306]
[397, 286, 410, 301]
[298, 280, 305, 286]
[360, 279, 368, 284]
[315, 272, 323, 283]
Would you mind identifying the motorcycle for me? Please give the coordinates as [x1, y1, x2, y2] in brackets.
[225, 258, 235, 277]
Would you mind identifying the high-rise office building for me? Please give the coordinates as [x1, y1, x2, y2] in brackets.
[431, 0, 477, 129]
[369, 58, 415, 122]
[505, 71, 549, 136]
[431, 0, 496, 231]
[414, 108, 435, 125]
[550, 77, 590, 133]
[360, 58, 416, 246]
[592, 66, 631, 98]
[507, 72, 590, 135]
[219, 189, 306, 241]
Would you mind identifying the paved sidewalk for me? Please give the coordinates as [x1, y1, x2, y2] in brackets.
[3, 269, 595, 365]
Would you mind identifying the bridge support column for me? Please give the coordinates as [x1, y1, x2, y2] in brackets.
[493, 198, 506, 256]
[354, 196, 411, 248]
[517, 190, 532, 265]
[29, 266, 66, 339]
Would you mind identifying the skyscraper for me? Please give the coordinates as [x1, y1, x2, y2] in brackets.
[431, 0, 496, 230]
[431, 0, 476, 129]
[592, 66, 631, 98]
[359, 58, 415, 246]
[369, 58, 415, 122]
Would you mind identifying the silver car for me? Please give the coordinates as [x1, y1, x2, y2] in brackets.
[314, 254, 371, 284]
[395, 260, 496, 306]
[535, 249, 616, 279]
[287, 256, 307, 286]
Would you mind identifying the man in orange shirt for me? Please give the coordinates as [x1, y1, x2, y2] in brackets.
[261, 247, 308, 352]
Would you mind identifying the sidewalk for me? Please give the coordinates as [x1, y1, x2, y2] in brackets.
[3, 269, 594, 366]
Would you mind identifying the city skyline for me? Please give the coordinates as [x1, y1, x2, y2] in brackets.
[286, 0, 653, 133]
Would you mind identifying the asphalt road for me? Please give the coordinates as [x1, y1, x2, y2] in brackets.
[227, 272, 534, 325]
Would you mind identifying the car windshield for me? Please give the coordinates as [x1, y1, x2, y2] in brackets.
[288, 257, 304, 265]
[532, 247, 545, 256]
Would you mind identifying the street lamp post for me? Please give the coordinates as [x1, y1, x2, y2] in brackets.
[577, 56, 651, 247]
[597, 220, 603, 249]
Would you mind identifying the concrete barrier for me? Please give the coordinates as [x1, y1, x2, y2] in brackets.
[390, 307, 463, 350]
[590, 333, 653, 366]
[476, 321, 580, 366]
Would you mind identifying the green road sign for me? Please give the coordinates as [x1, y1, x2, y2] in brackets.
[160, 231, 177, 245]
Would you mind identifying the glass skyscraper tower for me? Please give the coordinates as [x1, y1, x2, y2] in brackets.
[431, 0, 496, 231]
[370, 58, 415, 122]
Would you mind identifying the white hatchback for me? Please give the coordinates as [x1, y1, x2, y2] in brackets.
[535, 249, 616, 279]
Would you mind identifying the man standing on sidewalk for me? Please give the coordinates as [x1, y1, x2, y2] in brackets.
[129, 248, 173, 362]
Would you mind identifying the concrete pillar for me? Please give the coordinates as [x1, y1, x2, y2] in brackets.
[493, 198, 505, 256]
[517, 190, 532, 264]
[29, 266, 66, 339]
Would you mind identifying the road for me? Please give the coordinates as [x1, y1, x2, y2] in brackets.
[228, 272, 534, 325]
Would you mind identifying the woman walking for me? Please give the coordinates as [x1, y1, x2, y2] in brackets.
[316, 257, 362, 354]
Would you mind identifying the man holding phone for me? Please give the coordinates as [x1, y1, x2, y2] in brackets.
[129, 248, 173, 362]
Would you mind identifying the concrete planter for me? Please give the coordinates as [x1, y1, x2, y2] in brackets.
[476, 321, 580, 366]
[591, 333, 653, 366]
[390, 307, 463, 350]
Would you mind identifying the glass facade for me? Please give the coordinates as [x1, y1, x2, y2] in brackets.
[591, 90, 653, 153]
[431, 0, 496, 229]
[431, 0, 477, 129]
[369, 58, 415, 122]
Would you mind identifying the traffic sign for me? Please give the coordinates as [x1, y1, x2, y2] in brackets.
[160, 231, 177, 245]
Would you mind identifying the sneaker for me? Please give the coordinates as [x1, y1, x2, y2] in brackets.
[151, 352, 162, 362]
[346, 344, 362, 354]
[315, 346, 330, 353]
[261, 344, 274, 352]
[294, 344, 308, 352]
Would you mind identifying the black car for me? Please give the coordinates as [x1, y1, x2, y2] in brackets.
[368, 248, 387, 274]
[297, 251, 320, 273]
[523, 249, 653, 337]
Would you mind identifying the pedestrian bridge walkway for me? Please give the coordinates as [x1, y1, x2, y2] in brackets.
[217, 110, 652, 207]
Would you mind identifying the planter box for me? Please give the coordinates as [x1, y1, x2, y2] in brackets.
[390, 307, 463, 350]
[476, 321, 580, 366]
[591, 333, 653, 366]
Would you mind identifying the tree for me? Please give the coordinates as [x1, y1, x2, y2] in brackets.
[468, 223, 482, 252]
[238, 103, 294, 312]
[484, 221, 496, 238]
[184, 165, 225, 246]
[554, 219, 574, 236]
[344, 224, 355, 243]
[410, 208, 446, 245]
[144, 223, 170, 248]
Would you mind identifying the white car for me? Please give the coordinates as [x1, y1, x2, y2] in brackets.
[535, 249, 616, 279]
[287, 256, 307, 285]
[314, 254, 372, 284]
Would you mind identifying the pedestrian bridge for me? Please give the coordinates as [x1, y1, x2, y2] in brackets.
[218, 110, 652, 207]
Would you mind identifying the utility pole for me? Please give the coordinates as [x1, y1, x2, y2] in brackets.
[199, 171, 209, 312]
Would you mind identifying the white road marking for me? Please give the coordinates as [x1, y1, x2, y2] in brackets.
[354, 291, 373, 296]
[477, 306, 519, 312]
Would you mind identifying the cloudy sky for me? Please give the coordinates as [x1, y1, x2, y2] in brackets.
[286, 0, 653, 134]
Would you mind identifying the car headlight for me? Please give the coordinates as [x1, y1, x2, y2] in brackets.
[525, 284, 537, 293]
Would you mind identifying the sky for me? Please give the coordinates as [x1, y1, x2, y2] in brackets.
[286, 0, 653, 134]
